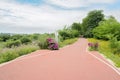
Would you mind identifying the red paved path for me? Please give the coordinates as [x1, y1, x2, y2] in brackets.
[0, 38, 120, 80]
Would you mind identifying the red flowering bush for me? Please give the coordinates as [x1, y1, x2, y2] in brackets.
[47, 38, 59, 50]
[88, 42, 98, 51]
[38, 38, 59, 50]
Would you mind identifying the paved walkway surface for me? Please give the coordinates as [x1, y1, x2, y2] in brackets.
[0, 38, 120, 80]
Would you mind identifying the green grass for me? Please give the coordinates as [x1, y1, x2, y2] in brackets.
[0, 44, 39, 64]
[59, 38, 78, 48]
[88, 38, 120, 67]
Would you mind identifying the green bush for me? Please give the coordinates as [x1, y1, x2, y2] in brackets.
[6, 40, 21, 48]
[17, 45, 39, 56]
[109, 37, 120, 54]
[0, 51, 19, 63]
[38, 41, 48, 49]
[11, 34, 22, 41]
[0, 33, 11, 42]
[59, 28, 79, 40]
[20, 37, 31, 44]
[93, 16, 120, 40]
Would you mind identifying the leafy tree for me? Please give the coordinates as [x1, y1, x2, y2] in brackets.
[59, 26, 79, 40]
[93, 16, 120, 40]
[20, 37, 31, 44]
[82, 10, 104, 37]
[0, 33, 11, 42]
[11, 34, 22, 41]
[6, 40, 21, 48]
[30, 34, 40, 40]
[71, 23, 81, 33]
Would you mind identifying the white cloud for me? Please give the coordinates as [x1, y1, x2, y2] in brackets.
[0, 1, 87, 33]
[45, 0, 117, 8]
[0, 0, 119, 33]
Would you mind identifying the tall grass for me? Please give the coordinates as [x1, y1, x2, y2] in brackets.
[88, 38, 120, 67]
[0, 44, 39, 64]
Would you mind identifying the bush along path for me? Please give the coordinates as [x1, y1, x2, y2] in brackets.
[0, 38, 120, 80]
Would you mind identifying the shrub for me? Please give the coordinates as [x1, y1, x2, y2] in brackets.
[92, 16, 120, 40]
[38, 41, 48, 49]
[88, 42, 99, 51]
[0, 51, 19, 63]
[20, 37, 31, 44]
[38, 38, 59, 50]
[0, 33, 11, 42]
[47, 38, 59, 50]
[109, 37, 120, 54]
[6, 40, 21, 48]
[17, 45, 39, 56]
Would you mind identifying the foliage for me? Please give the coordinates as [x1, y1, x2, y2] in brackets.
[38, 38, 59, 50]
[20, 37, 31, 44]
[71, 23, 82, 34]
[93, 16, 120, 40]
[11, 34, 22, 41]
[0, 45, 39, 64]
[38, 41, 48, 49]
[82, 10, 104, 37]
[59, 26, 79, 40]
[16, 45, 39, 56]
[47, 38, 59, 50]
[88, 42, 98, 51]
[6, 40, 21, 48]
[31, 33, 39, 40]
[0, 33, 11, 42]
[0, 51, 19, 63]
[109, 37, 120, 54]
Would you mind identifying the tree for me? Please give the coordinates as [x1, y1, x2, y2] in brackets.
[82, 10, 104, 37]
[92, 16, 120, 40]
[71, 23, 81, 31]
[20, 37, 31, 44]
[71, 22, 82, 35]
[11, 34, 22, 41]
[0, 33, 11, 42]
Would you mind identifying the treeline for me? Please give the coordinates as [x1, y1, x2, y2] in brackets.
[59, 9, 120, 56]
[59, 10, 120, 41]
[0, 33, 54, 48]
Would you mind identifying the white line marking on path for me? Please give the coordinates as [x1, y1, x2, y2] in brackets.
[86, 47, 120, 75]
[0, 51, 54, 68]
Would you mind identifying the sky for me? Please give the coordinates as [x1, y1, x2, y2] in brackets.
[0, 0, 120, 34]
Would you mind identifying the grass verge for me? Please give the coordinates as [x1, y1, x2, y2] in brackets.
[0, 45, 39, 64]
[88, 38, 120, 67]
[59, 38, 78, 48]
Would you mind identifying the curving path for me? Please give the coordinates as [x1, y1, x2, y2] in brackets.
[0, 38, 120, 80]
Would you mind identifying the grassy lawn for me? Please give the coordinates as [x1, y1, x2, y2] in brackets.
[88, 38, 120, 67]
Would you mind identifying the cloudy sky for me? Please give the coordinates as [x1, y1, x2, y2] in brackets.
[0, 0, 120, 34]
